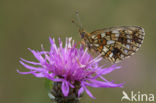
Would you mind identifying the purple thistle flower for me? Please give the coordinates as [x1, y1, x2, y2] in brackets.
[17, 37, 123, 101]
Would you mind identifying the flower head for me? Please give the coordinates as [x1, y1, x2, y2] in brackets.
[18, 37, 123, 99]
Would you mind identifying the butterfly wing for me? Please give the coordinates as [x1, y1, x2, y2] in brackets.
[87, 26, 145, 63]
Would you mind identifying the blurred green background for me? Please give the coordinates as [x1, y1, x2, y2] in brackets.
[0, 0, 156, 103]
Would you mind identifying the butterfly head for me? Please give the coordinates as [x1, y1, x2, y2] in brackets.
[79, 29, 90, 39]
[80, 31, 86, 38]
[80, 29, 85, 38]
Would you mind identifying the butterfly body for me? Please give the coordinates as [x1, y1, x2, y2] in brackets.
[79, 26, 145, 63]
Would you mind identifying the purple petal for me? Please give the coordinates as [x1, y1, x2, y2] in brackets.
[68, 82, 74, 88]
[58, 37, 63, 49]
[20, 58, 40, 65]
[78, 87, 84, 97]
[17, 69, 36, 74]
[41, 44, 50, 62]
[44, 73, 64, 82]
[81, 82, 96, 99]
[61, 80, 69, 96]
[49, 37, 54, 45]
[19, 61, 43, 71]
[28, 48, 45, 63]
[99, 76, 109, 82]
[40, 51, 49, 54]
[32, 72, 45, 77]
[86, 79, 123, 88]
[101, 65, 121, 75]
[88, 54, 102, 65]
[49, 37, 58, 54]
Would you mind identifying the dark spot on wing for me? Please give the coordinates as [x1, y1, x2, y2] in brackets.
[112, 48, 121, 59]
[118, 37, 127, 44]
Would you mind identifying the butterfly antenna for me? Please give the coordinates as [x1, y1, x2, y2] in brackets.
[72, 20, 80, 28]
[72, 11, 83, 31]
[75, 11, 83, 30]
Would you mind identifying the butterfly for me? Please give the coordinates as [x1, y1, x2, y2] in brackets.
[73, 12, 145, 63]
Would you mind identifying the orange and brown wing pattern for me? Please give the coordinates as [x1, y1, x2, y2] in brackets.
[87, 26, 145, 63]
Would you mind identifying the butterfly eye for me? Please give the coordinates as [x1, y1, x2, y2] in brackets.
[81, 32, 85, 38]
